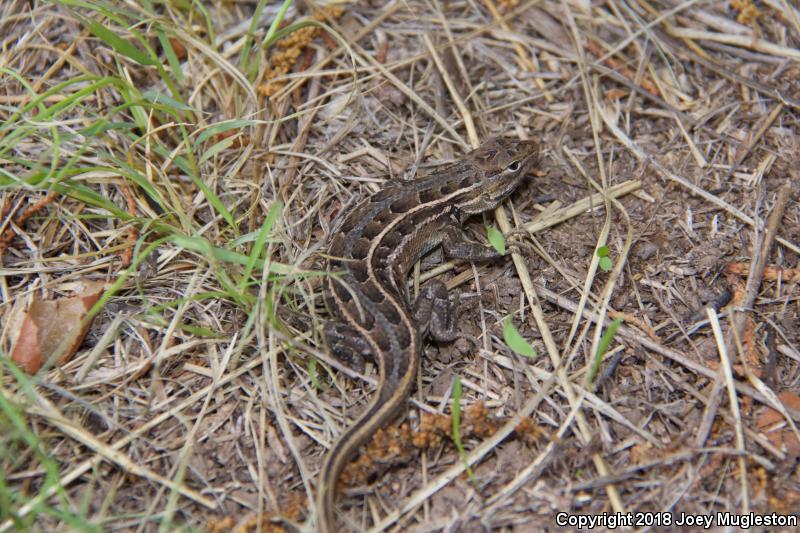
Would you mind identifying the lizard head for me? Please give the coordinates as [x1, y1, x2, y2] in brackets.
[457, 137, 539, 214]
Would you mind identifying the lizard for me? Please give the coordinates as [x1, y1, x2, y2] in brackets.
[317, 137, 540, 531]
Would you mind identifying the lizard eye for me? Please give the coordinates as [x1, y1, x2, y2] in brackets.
[506, 160, 521, 172]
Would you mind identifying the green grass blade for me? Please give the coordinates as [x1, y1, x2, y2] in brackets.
[195, 119, 259, 145]
[238, 201, 283, 292]
[169, 234, 295, 276]
[87, 19, 157, 66]
[239, 0, 271, 77]
[156, 31, 186, 83]
[142, 90, 194, 112]
[198, 136, 235, 165]
[261, 0, 295, 49]
[586, 317, 624, 388]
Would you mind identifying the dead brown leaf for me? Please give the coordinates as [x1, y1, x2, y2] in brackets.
[11, 280, 106, 374]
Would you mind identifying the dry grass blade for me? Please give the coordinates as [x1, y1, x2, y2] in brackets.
[666, 27, 800, 61]
[706, 308, 749, 511]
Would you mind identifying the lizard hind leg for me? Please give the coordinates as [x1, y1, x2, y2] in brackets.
[412, 279, 460, 343]
[323, 321, 374, 373]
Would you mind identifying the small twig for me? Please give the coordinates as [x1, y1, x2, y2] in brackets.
[741, 183, 791, 311]
[731, 104, 784, 172]
[728, 182, 792, 358]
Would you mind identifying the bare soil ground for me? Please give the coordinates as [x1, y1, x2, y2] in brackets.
[1, 0, 799, 531]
